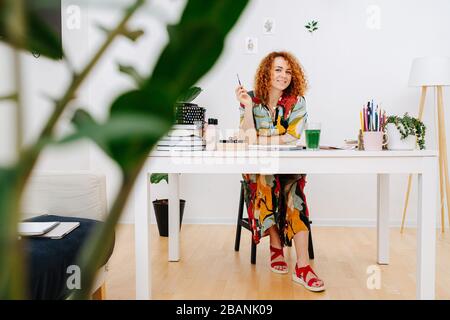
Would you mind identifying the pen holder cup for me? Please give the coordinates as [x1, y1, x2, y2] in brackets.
[362, 131, 389, 151]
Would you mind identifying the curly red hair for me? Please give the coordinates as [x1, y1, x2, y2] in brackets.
[254, 51, 308, 105]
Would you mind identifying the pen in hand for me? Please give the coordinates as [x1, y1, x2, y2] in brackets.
[237, 73, 242, 86]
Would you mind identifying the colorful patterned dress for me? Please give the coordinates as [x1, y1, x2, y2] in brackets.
[239, 91, 310, 247]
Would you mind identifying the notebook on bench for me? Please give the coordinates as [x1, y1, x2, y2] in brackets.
[18, 221, 80, 239]
[35, 222, 80, 239]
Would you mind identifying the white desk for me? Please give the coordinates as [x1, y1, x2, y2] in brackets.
[134, 149, 438, 300]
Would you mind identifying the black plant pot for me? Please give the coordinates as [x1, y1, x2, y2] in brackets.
[153, 199, 186, 237]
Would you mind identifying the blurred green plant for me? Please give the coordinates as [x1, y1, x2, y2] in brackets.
[0, 0, 249, 299]
[150, 173, 168, 184]
[177, 86, 202, 103]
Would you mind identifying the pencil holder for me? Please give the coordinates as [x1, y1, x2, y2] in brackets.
[362, 131, 389, 151]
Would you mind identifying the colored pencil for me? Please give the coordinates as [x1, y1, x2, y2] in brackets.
[360, 110, 364, 132]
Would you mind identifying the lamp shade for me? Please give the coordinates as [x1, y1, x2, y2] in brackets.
[408, 56, 450, 87]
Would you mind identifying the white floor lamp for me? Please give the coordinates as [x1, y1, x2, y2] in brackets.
[401, 56, 450, 233]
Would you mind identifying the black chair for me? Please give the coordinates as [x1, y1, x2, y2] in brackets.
[234, 180, 314, 264]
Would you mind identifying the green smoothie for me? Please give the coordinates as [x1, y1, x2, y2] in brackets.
[305, 129, 321, 150]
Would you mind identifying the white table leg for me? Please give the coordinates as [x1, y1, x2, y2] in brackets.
[377, 174, 390, 264]
[168, 173, 180, 261]
[134, 167, 152, 299]
[417, 157, 438, 299]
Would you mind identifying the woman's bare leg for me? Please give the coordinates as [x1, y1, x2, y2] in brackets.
[293, 231, 324, 287]
[268, 225, 287, 272]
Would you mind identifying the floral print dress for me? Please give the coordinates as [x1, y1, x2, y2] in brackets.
[239, 91, 310, 246]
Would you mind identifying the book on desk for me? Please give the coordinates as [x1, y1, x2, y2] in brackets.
[158, 124, 205, 151]
[248, 144, 347, 151]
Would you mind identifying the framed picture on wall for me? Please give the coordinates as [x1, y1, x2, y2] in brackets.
[245, 37, 258, 54]
[263, 17, 275, 35]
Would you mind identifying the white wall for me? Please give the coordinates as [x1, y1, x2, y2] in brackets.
[86, 0, 450, 227]
[190, 0, 450, 225]
[2, 0, 450, 227]
[143, 0, 450, 227]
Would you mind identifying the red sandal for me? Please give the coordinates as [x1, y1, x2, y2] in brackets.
[270, 245, 288, 274]
[292, 264, 325, 292]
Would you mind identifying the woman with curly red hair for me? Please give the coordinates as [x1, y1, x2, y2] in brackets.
[235, 51, 325, 292]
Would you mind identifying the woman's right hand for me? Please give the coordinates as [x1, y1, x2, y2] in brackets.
[235, 85, 252, 108]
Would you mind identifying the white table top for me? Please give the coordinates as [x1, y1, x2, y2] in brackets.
[150, 149, 438, 158]
[147, 149, 438, 174]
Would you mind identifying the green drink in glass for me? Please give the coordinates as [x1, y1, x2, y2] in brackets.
[305, 122, 321, 150]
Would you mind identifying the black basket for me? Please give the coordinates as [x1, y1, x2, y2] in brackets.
[175, 103, 206, 125]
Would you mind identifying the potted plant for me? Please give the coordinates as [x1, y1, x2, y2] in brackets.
[150, 173, 186, 237]
[385, 113, 426, 150]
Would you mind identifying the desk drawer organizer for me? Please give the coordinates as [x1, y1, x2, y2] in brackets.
[175, 103, 206, 125]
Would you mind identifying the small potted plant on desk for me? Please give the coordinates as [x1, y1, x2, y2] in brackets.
[385, 113, 426, 150]
[150, 173, 186, 237]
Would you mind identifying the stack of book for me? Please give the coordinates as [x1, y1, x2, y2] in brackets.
[157, 124, 205, 151]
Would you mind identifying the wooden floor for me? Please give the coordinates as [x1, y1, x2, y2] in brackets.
[105, 224, 450, 300]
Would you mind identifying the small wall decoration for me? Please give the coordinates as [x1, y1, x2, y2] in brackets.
[366, 5, 381, 30]
[245, 37, 258, 54]
[305, 20, 319, 34]
[263, 18, 275, 35]
[66, 4, 82, 30]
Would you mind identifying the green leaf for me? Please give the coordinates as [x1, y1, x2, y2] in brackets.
[98, 25, 144, 42]
[312, 21, 318, 26]
[96, 24, 112, 35]
[0, 0, 63, 59]
[71, 108, 97, 127]
[106, 90, 175, 171]
[122, 28, 145, 42]
[118, 64, 145, 87]
[0, 93, 17, 101]
[150, 173, 168, 184]
[0, 167, 26, 299]
[177, 86, 202, 103]
[67, 108, 173, 171]
[67, 109, 113, 154]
